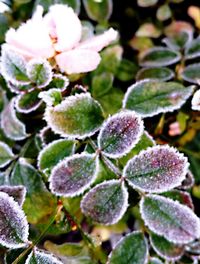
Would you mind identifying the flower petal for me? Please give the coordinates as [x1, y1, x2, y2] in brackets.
[44, 4, 82, 52]
[56, 49, 101, 74]
[6, 6, 54, 59]
[77, 28, 118, 52]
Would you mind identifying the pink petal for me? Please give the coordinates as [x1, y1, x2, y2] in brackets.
[44, 4, 82, 52]
[55, 49, 101, 74]
[6, 6, 54, 59]
[77, 28, 118, 52]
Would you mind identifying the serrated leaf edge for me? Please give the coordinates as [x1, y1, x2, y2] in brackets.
[15, 94, 42, 114]
[25, 248, 63, 264]
[0, 185, 26, 207]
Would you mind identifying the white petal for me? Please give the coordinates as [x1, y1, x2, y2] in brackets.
[192, 90, 200, 111]
[55, 49, 101, 74]
[44, 4, 82, 52]
[5, 6, 54, 59]
[77, 28, 118, 52]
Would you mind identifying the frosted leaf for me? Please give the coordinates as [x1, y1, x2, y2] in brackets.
[48, 74, 69, 90]
[0, 141, 14, 168]
[108, 231, 148, 264]
[44, 93, 104, 139]
[191, 90, 200, 111]
[185, 36, 200, 60]
[123, 145, 189, 193]
[1, 98, 28, 140]
[0, 191, 29, 248]
[148, 257, 163, 264]
[136, 67, 174, 82]
[139, 47, 181, 67]
[150, 233, 184, 261]
[38, 89, 62, 107]
[162, 30, 192, 51]
[49, 153, 99, 197]
[178, 170, 195, 190]
[0, 185, 26, 206]
[186, 241, 200, 255]
[25, 248, 63, 264]
[81, 180, 128, 225]
[140, 194, 200, 244]
[26, 59, 52, 88]
[181, 63, 200, 84]
[123, 80, 194, 117]
[0, 45, 30, 85]
[98, 111, 144, 158]
[15, 90, 42, 114]
[38, 139, 75, 175]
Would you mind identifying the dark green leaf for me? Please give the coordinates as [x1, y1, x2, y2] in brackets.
[136, 67, 174, 81]
[0, 141, 14, 168]
[181, 63, 200, 84]
[185, 36, 200, 60]
[15, 90, 42, 113]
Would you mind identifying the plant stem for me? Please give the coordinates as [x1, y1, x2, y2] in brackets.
[101, 155, 122, 177]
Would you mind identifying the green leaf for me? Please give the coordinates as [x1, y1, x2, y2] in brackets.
[150, 233, 184, 261]
[108, 231, 148, 264]
[26, 59, 52, 88]
[81, 180, 128, 225]
[116, 59, 138, 81]
[140, 194, 200, 244]
[156, 4, 172, 21]
[123, 145, 189, 193]
[39, 88, 62, 107]
[10, 158, 57, 224]
[0, 13, 9, 43]
[185, 36, 200, 60]
[48, 74, 69, 90]
[38, 139, 75, 175]
[163, 30, 192, 51]
[49, 153, 99, 197]
[0, 191, 29, 248]
[0, 185, 26, 207]
[83, 0, 113, 22]
[45, 93, 104, 139]
[92, 72, 114, 98]
[34, 0, 80, 13]
[136, 67, 174, 81]
[98, 111, 143, 158]
[25, 248, 63, 264]
[15, 90, 42, 114]
[140, 47, 181, 67]
[0, 45, 30, 85]
[123, 80, 194, 117]
[137, 0, 158, 7]
[1, 99, 28, 140]
[181, 63, 200, 84]
[0, 141, 14, 168]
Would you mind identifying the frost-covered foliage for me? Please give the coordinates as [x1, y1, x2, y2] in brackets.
[0, 0, 200, 263]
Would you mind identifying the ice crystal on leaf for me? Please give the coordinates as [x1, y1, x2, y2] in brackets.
[25, 248, 63, 264]
[0, 185, 26, 207]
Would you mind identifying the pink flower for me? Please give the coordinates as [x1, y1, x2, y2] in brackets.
[5, 4, 118, 74]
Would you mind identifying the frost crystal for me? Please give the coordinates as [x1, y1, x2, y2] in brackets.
[25, 248, 63, 264]
[0, 185, 26, 206]
[123, 145, 189, 193]
[98, 111, 143, 158]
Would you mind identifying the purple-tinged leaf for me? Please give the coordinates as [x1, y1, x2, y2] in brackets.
[0, 191, 29, 248]
[139, 47, 181, 67]
[81, 180, 128, 225]
[25, 248, 63, 264]
[186, 241, 200, 255]
[123, 145, 189, 193]
[44, 93, 104, 139]
[15, 90, 42, 114]
[0, 141, 14, 168]
[123, 80, 194, 118]
[0, 185, 26, 206]
[26, 59, 52, 88]
[140, 194, 200, 244]
[1, 98, 28, 140]
[108, 231, 148, 264]
[150, 233, 184, 261]
[98, 111, 143, 158]
[49, 153, 99, 197]
[38, 139, 75, 175]
[191, 89, 200, 111]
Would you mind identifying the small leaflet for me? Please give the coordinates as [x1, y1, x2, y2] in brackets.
[139, 47, 181, 67]
[136, 67, 174, 82]
[0, 185, 26, 206]
[48, 74, 69, 90]
[1, 98, 28, 140]
[0, 191, 29, 248]
[49, 153, 99, 197]
[108, 231, 148, 264]
[25, 248, 63, 264]
[163, 30, 193, 51]
[39, 89, 62, 107]
[140, 194, 200, 244]
[81, 180, 128, 225]
[98, 111, 144, 158]
[26, 59, 52, 88]
[0, 141, 14, 168]
[185, 36, 200, 60]
[150, 233, 184, 261]
[123, 145, 189, 193]
[123, 80, 194, 117]
[181, 63, 200, 84]
[44, 93, 104, 139]
[38, 139, 75, 175]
